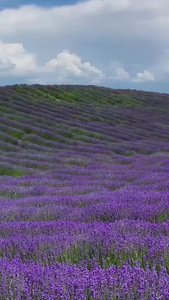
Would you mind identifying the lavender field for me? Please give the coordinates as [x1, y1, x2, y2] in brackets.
[0, 84, 169, 299]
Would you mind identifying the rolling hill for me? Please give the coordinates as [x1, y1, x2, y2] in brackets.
[0, 84, 169, 299]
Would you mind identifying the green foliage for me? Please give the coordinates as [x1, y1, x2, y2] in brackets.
[71, 128, 103, 139]
[0, 166, 28, 177]
[8, 129, 24, 140]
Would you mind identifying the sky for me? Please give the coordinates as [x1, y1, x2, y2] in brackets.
[0, 0, 169, 92]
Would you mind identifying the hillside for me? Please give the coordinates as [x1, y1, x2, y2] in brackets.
[0, 84, 169, 299]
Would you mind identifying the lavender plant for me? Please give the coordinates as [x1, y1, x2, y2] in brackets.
[0, 84, 169, 298]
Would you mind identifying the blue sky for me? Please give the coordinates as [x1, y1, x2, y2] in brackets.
[0, 0, 76, 9]
[0, 0, 169, 93]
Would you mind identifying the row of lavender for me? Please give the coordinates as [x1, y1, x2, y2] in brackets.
[1, 220, 169, 298]
[0, 85, 169, 298]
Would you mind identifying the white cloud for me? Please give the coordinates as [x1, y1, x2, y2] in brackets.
[0, 0, 168, 40]
[36, 50, 104, 84]
[108, 61, 130, 81]
[45, 50, 103, 82]
[0, 41, 37, 75]
[115, 67, 130, 80]
[75, 0, 130, 15]
[0, 42, 104, 84]
[133, 70, 155, 82]
[0, 0, 169, 88]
